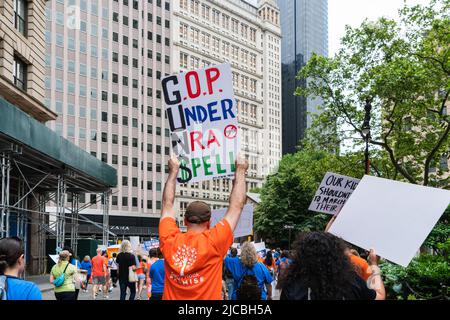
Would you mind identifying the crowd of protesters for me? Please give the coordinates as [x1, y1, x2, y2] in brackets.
[0, 154, 385, 301]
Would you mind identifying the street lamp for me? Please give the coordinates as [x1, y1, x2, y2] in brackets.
[362, 99, 372, 175]
[283, 225, 295, 250]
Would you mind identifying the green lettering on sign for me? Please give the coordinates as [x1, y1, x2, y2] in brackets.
[192, 157, 201, 177]
[216, 154, 226, 174]
[229, 151, 236, 172]
[203, 156, 213, 176]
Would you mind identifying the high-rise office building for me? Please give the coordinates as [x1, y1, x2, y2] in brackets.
[44, 0, 172, 236]
[171, 0, 282, 225]
[277, 0, 328, 154]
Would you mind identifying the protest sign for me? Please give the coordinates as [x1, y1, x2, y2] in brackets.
[252, 242, 267, 258]
[308, 172, 360, 215]
[143, 239, 160, 251]
[49, 254, 59, 264]
[161, 63, 240, 184]
[130, 236, 140, 251]
[210, 204, 253, 238]
[329, 175, 450, 267]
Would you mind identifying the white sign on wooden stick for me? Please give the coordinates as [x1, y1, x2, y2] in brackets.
[329, 175, 450, 267]
[309, 172, 360, 215]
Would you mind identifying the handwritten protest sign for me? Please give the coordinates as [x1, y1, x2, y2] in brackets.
[161, 63, 240, 184]
[308, 172, 360, 215]
[210, 204, 253, 238]
[329, 175, 450, 267]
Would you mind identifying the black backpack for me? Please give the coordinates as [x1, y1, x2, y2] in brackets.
[236, 267, 261, 300]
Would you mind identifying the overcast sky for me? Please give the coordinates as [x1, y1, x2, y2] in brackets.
[247, 0, 431, 56]
[328, 0, 432, 56]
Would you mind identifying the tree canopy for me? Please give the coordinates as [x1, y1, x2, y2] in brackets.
[297, 0, 450, 187]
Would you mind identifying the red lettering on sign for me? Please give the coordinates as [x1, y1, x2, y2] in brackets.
[190, 131, 205, 151]
[206, 130, 221, 148]
[205, 68, 221, 95]
[185, 71, 201, 99]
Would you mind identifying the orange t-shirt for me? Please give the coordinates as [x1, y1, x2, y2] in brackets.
[91, 255, 106, 277]
[136, 261, 145, 275]
[159, 217, 233, 300]
[263, 259, 276, 272]
[350, 254, 372, 281]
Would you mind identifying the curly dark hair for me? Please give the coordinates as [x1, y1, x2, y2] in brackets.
[278, 231, 359, 300]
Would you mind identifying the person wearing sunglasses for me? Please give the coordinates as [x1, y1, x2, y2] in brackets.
[0, 237, 42, 300]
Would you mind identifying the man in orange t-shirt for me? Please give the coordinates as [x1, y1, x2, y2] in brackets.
[159, 154, 248, 300]
[91, 248, 107, 300]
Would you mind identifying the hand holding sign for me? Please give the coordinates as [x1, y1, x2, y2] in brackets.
[235, 153, 249, 173]
[168, 153, 180, 176]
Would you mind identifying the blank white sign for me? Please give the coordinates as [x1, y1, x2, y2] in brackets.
[329, 175, 450, 267]
[210, 204, 253, 238]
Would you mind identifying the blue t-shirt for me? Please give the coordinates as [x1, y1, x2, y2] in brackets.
[149, 259, 165, 294]
[5, 276, 42, 300]
[224, 258, 273, 300]
[80, 261, 92, 275]
[276, 257, 292, 266]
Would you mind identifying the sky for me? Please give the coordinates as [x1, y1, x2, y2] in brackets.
[247, 0, 431, 56]
[328, 0, 432, 56]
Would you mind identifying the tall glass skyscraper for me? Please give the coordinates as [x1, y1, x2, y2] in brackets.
[277, 0, 328, 154]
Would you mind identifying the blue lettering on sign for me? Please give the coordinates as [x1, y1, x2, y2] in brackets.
[183, 98, 236, 126]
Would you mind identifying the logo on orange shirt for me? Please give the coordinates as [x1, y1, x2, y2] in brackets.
[172, 244, 198, 276]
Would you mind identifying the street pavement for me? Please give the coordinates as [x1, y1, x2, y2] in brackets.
[42, 282, 281, 300]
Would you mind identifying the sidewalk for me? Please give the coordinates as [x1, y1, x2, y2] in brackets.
[26, 275, 53, 293]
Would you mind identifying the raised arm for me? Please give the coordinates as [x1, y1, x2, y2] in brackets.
[224, 154, 249, 231]
[367, 249, 386, 300]
[161, 154, 180, 220]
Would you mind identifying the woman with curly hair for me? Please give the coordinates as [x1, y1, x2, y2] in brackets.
[279, 232, 385, 300]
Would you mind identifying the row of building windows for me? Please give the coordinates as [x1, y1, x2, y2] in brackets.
[179, 23, 258, 70]
[180, 0, 258, 43]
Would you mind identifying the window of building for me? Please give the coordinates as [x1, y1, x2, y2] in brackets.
[14, 0, 27, 36]
[13, 56, 27, 90]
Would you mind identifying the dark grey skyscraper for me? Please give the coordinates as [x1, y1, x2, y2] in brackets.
[277, 0, 328, 154]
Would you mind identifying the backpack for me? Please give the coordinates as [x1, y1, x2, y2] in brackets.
[236, 267, 261, 300]
[0, 275, 7, 300]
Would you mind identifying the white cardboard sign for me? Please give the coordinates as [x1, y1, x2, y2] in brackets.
[309, 172, 360, 215]
[161, 63, 240, 183]
[210, 204, 253, 238]
[329, 175, 450, 267]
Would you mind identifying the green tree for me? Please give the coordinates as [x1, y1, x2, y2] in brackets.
[297, 0, 450, 188]
[254, 144, 370, 242]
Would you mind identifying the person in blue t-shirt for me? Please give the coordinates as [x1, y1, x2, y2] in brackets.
[149, 248, 165, 300]
[224, 242, 273, 300]
[0, 237, 42, 300]
[224, 247, 239, 299]
[149, 248, 165, 301]
[80, 255, 92, 292]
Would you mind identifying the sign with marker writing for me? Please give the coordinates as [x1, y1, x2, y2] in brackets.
[161, 63, 240, 183]
[308, 172, 360, 215]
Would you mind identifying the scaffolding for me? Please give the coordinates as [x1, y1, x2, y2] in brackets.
[0, 97, 117, 275]
[0, 141, 116, 275]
